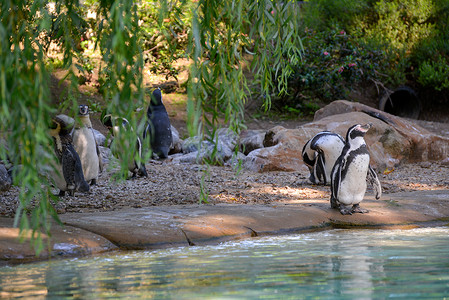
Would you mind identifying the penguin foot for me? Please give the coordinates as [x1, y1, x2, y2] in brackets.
[339, 206, 353, 215]
[58, 190, 66, 197]
[138, 166, 148, 178]
[90, 179, 97, 186]
[351, 204, 369, 214]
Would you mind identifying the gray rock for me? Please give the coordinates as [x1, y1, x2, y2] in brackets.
[0, 164, 12, 191]
[93, 129, 106, 147]
[239, 130, 265, 155]
[176, 129, 237, 165]
[225, 152, 247, 168]
[169, 125, 182, 154]
[99, 146, 112, 166]
[182, 136, 213, 154]
[172, 151, 203, 164]
[215, 128, 239, 151]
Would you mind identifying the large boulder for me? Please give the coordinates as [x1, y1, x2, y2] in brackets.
[243, 126, 319, 172]
[242, 100, 449, 172]
[314, 100, 449, 164]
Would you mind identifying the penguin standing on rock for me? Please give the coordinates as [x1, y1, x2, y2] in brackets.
[102, 114, 148, 178]
[49, 116, 90, 196]
[72, 105, 103, 185]
[143, 88, 172, 159]
[302, 131, 345, 185]
[330, 124, 382, 215]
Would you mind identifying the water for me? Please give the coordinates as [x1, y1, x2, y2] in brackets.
[1, 227, 449, 299]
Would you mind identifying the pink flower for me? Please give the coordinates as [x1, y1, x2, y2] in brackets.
[323, 51, 329, 56]
[340, 30, 346, 35]
[338, 66, 344, 73]
[348, 63, 357, 68]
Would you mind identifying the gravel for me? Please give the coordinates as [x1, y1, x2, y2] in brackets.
[1, 158, 448, 218]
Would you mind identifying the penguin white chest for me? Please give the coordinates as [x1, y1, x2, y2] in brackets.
[338, 153, 370, 205]
[73, 127, 99, 181]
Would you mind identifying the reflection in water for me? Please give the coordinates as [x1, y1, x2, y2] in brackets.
[1, 227, 449, 299]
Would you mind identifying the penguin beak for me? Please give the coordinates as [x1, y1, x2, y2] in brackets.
[360, 123, 372, 132]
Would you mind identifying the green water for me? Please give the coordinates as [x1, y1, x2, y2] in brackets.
[1, 227, 449, 299]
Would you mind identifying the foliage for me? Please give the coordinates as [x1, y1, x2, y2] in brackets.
[1, 0, 59, 254]
[287, 0, 449, 111]
[283, 28, 390, 108]
[186, 0, 303, 202]
[417, 56, 449, 91]
[188, 0, 303, 135]
[0, 0, 146, 254]
[138, 1, 191, 80]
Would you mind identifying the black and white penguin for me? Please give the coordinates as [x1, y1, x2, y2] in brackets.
[49, 116, 90, 196]
[302, 131, 345, 185]
[330, 124, 382, 215]
[143, 88, 173, 159]
[72, 105, 103, 185]
[102, 114, 148, 178]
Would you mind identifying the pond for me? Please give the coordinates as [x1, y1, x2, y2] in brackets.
[1, 227, 449, 299]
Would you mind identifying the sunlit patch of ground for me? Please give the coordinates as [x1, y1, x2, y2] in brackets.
[1, 161, 448, 217]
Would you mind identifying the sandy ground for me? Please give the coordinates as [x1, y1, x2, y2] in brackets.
[1, 147, 448, 217]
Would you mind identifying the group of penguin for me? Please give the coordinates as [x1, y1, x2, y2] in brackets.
[302, 124, 382, 215]
[49, 88, 380, 215]
[49, 88, 172, 196]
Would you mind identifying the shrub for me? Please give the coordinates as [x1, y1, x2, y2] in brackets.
[418, 56, 449, 91]
[280, 0, 449, 114]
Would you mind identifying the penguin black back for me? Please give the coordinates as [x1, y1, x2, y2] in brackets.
[144, 88, 173, 159]
[50, 116, 90, 196]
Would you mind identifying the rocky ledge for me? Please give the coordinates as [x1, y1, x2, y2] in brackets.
[1, 189, 448, 265]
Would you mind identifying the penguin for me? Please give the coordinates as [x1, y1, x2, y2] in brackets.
[143, 88, 173, 159]
[302, 131, 345, 185]
[49, 116, 90, 196]
[72, 105, 103, 185]
[102, 114, 148, 178]
[330, 123, 382, 215]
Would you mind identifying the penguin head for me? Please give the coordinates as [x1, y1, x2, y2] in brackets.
[102, 114, 130, 136]
[346, 123, 372, 141]
[78, 105, 89, 116]
[49, 118, 62, 137]
[102, 114, 113, 130]
[50, 116, 72, 136]
[150, 88, 163, 106]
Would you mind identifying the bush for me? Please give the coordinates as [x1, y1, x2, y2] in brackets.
[418, 56, 449, 91]
[281, 27, 390, 109]
[281, 0, 449, 114]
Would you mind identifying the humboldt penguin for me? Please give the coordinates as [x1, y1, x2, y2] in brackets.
[330, 124, 382, 215]
[72, 105, 103, 185]
[143, 88, 173, 159]
[49, 116, 90, 196]
[102, 114, 148, 178]
[302, 131, 345, 185]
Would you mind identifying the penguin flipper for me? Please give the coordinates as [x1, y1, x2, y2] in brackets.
[367, 165, 382, 199]
[330, 159, 342, 209]
[314, 152, 327, 185]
